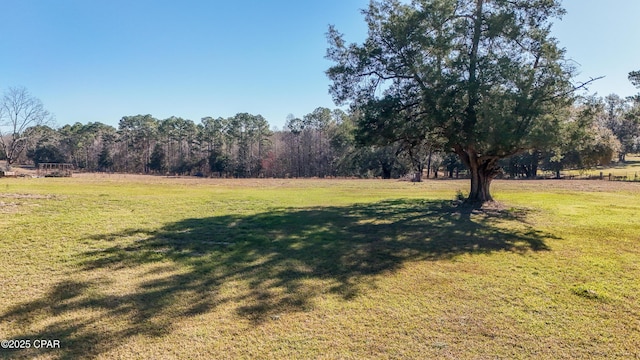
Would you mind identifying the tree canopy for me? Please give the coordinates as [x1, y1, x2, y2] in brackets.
[327, 0, 588, 202]
[629, 70, 640, 89]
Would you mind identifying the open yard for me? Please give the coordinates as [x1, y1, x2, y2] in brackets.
[562, 155, 640, 180]
[0, 175, 639, 359]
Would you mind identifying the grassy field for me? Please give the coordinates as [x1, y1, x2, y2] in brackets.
[562, 154, 640, 179]
[0, 174, 639, 359]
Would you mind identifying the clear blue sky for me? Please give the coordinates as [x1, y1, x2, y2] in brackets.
[1, 0, 638, 130]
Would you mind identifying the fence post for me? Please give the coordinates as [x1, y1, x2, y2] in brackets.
[599, 171, 603, 180]
[608, 173, 612, 181]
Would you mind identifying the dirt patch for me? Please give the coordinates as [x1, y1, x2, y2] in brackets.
[0, 201, 19, 213]
[0, 193, 57, 213]
[52, 172, 640, 193]
[0, 193, 56, 199]
[449, 199, 533, 222]
[71, 172, 364, 188]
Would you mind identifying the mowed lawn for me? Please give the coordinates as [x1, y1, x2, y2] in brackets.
[0, 175, 639, 359]
[563, 155, 640, 179]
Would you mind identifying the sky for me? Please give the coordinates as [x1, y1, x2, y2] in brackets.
[1, 0, 638, 130]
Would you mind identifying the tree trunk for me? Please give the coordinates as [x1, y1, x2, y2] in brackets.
[468, 163, 493, 202]
[531, 150, 539, 178]
[426, 149, 432, 179]
[415, 159, 423, 182]
[455, 145, 499, 203]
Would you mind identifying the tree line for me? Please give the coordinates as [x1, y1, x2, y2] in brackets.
[2, 102, 412, 178]
[1, 87, 638, 180]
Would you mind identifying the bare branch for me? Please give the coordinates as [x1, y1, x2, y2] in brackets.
[542, 76, 605, 102]
[0, 86, 53, 168]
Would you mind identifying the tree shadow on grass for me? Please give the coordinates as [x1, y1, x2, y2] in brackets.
[0, 199, 554, 359]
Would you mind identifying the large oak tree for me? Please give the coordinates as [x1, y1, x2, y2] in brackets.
[327, 0, 587, 202]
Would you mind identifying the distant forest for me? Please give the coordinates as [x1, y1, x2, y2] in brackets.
[5, 91, 636, 180]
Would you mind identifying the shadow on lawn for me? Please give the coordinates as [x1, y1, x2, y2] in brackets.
[0, 199, 553, 359]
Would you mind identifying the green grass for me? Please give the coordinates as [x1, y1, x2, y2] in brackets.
[563, 154, 640, 179]
[0, 175, 639, 359]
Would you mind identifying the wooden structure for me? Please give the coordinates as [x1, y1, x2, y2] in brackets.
[37, 163, 74, 177]
[0, 170, 17, 178]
